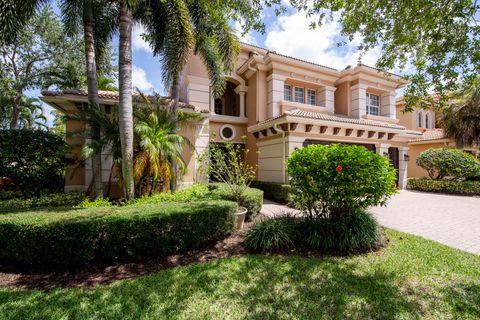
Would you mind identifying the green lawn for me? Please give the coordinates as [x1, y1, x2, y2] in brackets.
[1, 229, 479, 320]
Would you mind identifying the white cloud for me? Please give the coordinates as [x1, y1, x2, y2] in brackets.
[233, 21, 257, 45]
[132, 65, 154, 92]
[264, 12, 381, 70]
[132, 25, 152, 53]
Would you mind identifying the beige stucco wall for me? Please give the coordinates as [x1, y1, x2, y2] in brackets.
[65, 118, 86, 190]
[408, 141, 453, 177]
[334, 82, 350, 115]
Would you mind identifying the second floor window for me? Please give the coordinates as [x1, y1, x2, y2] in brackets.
[284, 84, 292, 101]
[425, 113, 431, 129]
[417, 112, 423, 128]
[366, 93, 380, 116]
[307, 89, 316, 105]
[214, 98, 223, 115]
[295, 87, 304, 104]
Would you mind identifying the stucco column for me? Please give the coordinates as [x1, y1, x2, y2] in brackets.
[267, 74, 286, 118]
[381, 92, 396, 119]
[351, 84, 368, 118]
[285, 136, 305, 184]
[234, 85, 248, 118]
[398, 147, 409, 189]
[194, 118, 210, 183]
[318, 85, 336, 113]
[375, 143, 391, 157]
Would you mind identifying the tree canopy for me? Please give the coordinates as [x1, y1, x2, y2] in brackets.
[293, 0, 480, 110]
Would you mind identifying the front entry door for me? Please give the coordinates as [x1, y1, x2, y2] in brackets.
[388, 147, 399, 185]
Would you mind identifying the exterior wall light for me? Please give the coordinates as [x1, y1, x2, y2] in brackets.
[404, 154, 410, 161]
[383, 151, 389, 157]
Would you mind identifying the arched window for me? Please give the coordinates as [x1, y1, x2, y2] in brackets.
[425, 113, 431, 129]
[417, 111, 423, 128]
[214, 98, 223, 115]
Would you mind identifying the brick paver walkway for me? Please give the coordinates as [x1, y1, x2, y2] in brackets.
[261, 191, 480, 255]
[370, 190, 480, 255]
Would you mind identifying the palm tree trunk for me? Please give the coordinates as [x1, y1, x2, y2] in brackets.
[118, 1, 135, 200]
[170, 75, 180, 191]
[83, 8, 104, 199]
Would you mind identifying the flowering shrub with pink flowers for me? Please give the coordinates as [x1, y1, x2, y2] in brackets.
[287, 144, 397, 218]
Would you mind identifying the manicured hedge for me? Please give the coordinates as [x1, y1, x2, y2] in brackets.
[210, 184, 263, 219]
[250, 181, 291, 204]
[0, 200, 237, 268]
[0, 192, 88, 210]
[407, 177, 480, 195]
[133, 184, 263, 220]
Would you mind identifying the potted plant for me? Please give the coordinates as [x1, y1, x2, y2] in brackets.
[201, 137, 257, 228]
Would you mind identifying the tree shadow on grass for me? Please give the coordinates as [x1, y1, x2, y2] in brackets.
[0, 255, 426, 320]
[440, 282, 480, 318]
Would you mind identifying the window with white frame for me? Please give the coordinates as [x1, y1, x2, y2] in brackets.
[295, 87, 304, 103]
[425, 113, 431, 129]
[284, 84, 292, 101]
[307, 89, 316, 105]
[417, 111, 424, 128]
[366, 92, 380, 116]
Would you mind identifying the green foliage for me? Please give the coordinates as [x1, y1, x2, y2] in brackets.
[442, 78, 480, 148]
[0, 6, 86, 129]
[132, 183, 263, 220]
[0, 129, 68, 196]
[250, 181, 291, 204]
[0, 192, 87, 210]
[287, 144, 396, 218]
[133, 93, 197, 195]
[0, 96, 47, 130]
[245, 210, 380, 252]
[407, 177, 480, 195]
[0, 201, 236, 267]
[200, 141, 257, 204]
[295, 1, 480, 109]
[416, 148, 480, 180]
[244, 215, 299, 250]
[211, 184, 263, 220]
[302, 210, 380, 252]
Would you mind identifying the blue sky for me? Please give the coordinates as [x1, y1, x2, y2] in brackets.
[39, 2, 386, 126]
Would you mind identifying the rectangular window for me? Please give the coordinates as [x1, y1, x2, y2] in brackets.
[284, 85, 292, 101]
[307, 89, 316, 105]
[295, 87, 304, 104]
[366, 92, 380, 116]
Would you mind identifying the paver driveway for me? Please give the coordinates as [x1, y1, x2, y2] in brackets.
[370, 190, 480, 255]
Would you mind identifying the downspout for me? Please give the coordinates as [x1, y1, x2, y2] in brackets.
[273, 122, 287, 184]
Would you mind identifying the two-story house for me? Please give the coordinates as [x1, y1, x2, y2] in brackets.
[41, 43, 424, 195]
[396, 97, 479, 177]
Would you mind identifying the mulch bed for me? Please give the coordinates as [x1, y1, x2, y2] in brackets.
[0, 215, 387, 292]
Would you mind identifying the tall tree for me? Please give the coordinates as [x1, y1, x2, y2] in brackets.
[442, 78, 480, 148]
[293, 0, 480, 110]
[0, 95, 47, 130]
[61, 0, 117, 199]
[0, 6, 84, 129]
[118, 0, 135, 200]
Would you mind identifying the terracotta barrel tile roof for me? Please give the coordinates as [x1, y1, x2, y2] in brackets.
[410, 129, 447, 142]
[257, 109, 406, 130]
[41, 89, 210, 113]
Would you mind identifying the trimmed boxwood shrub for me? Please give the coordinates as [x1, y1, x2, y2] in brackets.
[133, 183, 263, 220]
[407, 177, 480, 195]
[245, 210, 380, 252]
[0, 200, 236, 268]
[250, 181, 291, 204]
[0, 192, 88, 210]
[416, 148, 480, 180]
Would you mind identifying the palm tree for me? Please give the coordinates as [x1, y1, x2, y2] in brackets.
[137, 0, 241, 190]
[0, 95, 47, 130]
[442, 78, 480, 148]
[133, 93, 197, 195]
[67, 103, 122, 197]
